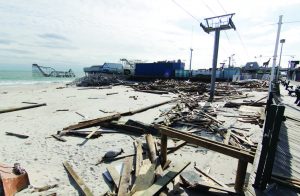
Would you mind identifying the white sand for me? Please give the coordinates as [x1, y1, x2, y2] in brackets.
[0, 83, 266, 195]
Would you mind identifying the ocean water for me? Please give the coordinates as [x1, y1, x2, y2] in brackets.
[0, 69, 84, 86]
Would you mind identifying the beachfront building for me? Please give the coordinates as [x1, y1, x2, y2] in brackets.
[83, 63, 123, 76]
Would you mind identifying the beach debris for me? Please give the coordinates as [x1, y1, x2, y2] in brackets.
[75, 111, 86, 119]
[5, 132, 29, 139]
[118, 157, 133, 196]
[57, 130, 102, 139]
[56, 86, 66, 89]
[62, 161, 93, 196]
[0, 163, 30, 196]
[21, 101, 38, 104]
[56, 109, 69, 112]
[74, 74, 122, 87]
[51, 134, 67, 142]
[0, 103, 47, 114]
[106, 92, 118, 95]
[129, 95, 138, 100]
[63, 113, 121, 130]
[78, 128, 99, 146]
[32, 184, 58, 193]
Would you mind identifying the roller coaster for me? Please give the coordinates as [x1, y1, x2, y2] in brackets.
[32, 64, 75, 78]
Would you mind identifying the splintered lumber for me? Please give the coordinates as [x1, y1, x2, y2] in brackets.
[135, 141, 143, 177]
[167, 141, 187, 154]
[0, 103, 46, 114]
[22, 101, 38, 104]
[156, 125, 254, 163]
[5, 132, 29, 139]
[121, 99, 179, 116]
[63, 113, 121, 130]
[85, 129, 97, 139]
[107, 92, 118, 95]
[134, 89, 169, 95]
[118, 157, 133, 196]
[199, 110, 223, 125]
[101, 121, 146, 135]
[140, 162, 191, 196]
[75, 112, 86, 119]
[125, 120, 158, 135]
[58, 130, 101, 138]
[194, 166, 228, 188]
[32, 184, 58, 192]
[131, 163, 156, 195]
[249, 95, 268, 106]
[145, 134, 158, 163]
[63, 161, 93, 196]
[51, 134, 67, 142]
[107, 165, 121, 189]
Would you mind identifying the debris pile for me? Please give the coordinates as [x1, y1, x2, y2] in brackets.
[73, 74, 124, 87]
[233, 79, 268, 89]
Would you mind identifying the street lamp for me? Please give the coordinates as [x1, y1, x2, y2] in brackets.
[276, 39, 285, 81]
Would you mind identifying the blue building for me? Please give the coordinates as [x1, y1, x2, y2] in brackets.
[134, 60, 185, 78]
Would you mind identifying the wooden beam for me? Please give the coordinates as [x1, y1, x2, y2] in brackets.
[63, 113, 121, 130]
[160, 135, 168, 166]
[140, 162, 190, 196]
[5, 132, 29, 139]
[0, 103, 46, 114]
[131, 163, 156, 195]
[234, 159, 248, 193]
[145, 134, 158, 163]
[107, 165, 121, 189]
[194, 166, 228, 188]
[63, 161, 93, 196]
[135, 141, 143, 178]
[198, 110, 223, 125]
[85, 129, 97, 139]
[156, 125, 254, 163]
[118, 157, 133, 196]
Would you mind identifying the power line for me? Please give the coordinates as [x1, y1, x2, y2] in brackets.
[216, 0, 227, 14]
[171, 0, 201, 23]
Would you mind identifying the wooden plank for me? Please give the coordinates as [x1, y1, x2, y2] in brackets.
[131, 163, 156, 195]
[85, 129, 97, 139]
[155, 125, 254, 163]
[140, 162, 191, 196]
[0, 103, 46, 114]
[194, 166, 228, 188]
[107, 165, 121, 189]
[198, 110, 223, 125]
[63, 113, 121, 130]
[5, 132, 29, 139]
[135, 141, 143, 177]
[145, 134, 158, 163]
[187, 181, 237, 194]
[51, 134, 66, 142]
[118, 157, 133, 196]
[63, 161, 93, 196]
[223, 130, 231, 145]
[160, 135, 168, 166]
[234, 159, 248, 193]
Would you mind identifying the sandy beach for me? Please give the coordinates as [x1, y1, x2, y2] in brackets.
[0, 82, 267, 195]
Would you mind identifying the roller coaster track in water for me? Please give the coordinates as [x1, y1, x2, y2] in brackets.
[32, 64, 75, 78]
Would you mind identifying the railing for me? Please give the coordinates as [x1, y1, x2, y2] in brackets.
[253, 86, 285, 190]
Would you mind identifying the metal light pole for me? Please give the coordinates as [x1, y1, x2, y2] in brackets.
[228, 54, 235, 67]
[276, 39, 285, 81]
[189, 48, 193, 77]
[200, 13, 236, 102]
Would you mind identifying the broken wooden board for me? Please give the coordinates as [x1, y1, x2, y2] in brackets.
[63, 161, 93, 196]
[0, 103, 46, 114]
[194, 166, 228, 188]
[51, 134, 67, 142]
[146, 134, 158, 164]
[139, 162, 191, 196]
[118, 157, 133, 196]
[5, 132, 29, 139]
[134, 141, 143, 177]
[131, 163, 156, 195]
[107, 165, 121, 189]
[63, 113, 121, 130]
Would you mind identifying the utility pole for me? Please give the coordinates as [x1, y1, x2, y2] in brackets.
[268, 15, 283, 94]
[200, 13, 236, 102]
[276, 39, 285, 81]
[189, 48, 193, 77]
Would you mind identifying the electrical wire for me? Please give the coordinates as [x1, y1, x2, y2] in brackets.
[171, 0, 201, 23]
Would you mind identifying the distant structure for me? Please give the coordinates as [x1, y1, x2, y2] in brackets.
[32, 64, 75, 77]
[83, 63, 123, 76]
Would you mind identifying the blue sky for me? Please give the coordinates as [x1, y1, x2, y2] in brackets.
[0, 0, 299, 70]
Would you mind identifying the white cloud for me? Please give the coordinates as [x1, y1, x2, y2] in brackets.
[0, 0, 299, 70]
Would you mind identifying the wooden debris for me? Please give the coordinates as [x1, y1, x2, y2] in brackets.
[63, 113, 121, 130]
[51, 134, 67, 142]
[5, 132, 29, 139]
[32, 184, 58, 192]
[107, 165, 121, 189]
[194, 166, 228, 188]
[0, 103, 46, 114]
[58, 130, 101, 138]
[56, 109, 69, 112]
[145, 134, 158, 163]
[21, 101, 38, 104]
[118, 157, 133, 196]
[131, 163, 156, 195]
[75, 112, 86, 119]
[139, 162, 191, 195]
[134, 141, 143, 177]
[107, 92, 119, 95]
[101, 121, 146, 135]
[63, 161, 93, 196]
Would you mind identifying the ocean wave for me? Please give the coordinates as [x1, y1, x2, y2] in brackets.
[0, 80, 72, 86]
